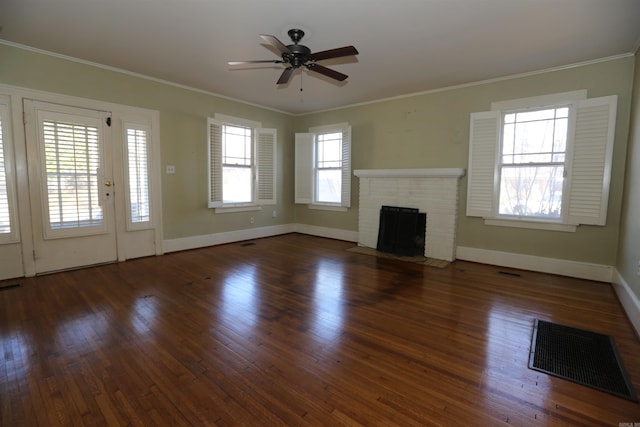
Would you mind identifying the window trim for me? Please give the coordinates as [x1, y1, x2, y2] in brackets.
[467, 91, 617, 231]
[208, 114, 276, 210]
[0, 95, 19, 244]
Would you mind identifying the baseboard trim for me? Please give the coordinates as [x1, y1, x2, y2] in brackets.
[163, 223, 358, 253]
[293, 224, 359, 242]
[456, 246, 613, 282]
[613, 270, 640, 337]
[163, 224, 296, 253]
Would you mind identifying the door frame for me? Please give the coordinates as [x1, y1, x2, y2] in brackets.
[0, 83, 163, 277]
[24, 100, 118, 274]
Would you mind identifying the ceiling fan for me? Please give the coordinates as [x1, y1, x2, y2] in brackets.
[228, 29, 359, 85]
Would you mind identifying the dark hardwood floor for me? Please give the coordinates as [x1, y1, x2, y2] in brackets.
[1, 233, 639, 426]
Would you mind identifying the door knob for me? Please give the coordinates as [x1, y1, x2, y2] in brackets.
[104, 180, 112, 187]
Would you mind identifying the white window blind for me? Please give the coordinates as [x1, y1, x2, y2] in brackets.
[467, 111, 499, 218]
[208, 120, 223, 207]
[0, 112, 9, 234]
[125, 124, 151, 228]
[295, 133, 314, 204]
[565, 97, 617, 226]
[42, 119, 103, 229]
[257, 128, 276, 205]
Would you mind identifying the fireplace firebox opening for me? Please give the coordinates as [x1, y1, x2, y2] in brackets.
[376, 205, 426, 257]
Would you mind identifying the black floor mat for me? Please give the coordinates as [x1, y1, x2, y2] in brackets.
[529, 319, 637, 401]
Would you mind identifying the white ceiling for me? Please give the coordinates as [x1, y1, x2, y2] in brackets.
[1, 0, 639, 115]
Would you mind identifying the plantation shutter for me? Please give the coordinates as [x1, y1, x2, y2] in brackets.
[295, 133, 314, 204]
[256, 128, 276, 205]
[207, 118, 223, 208]
[466, 111, 499, 218]
[341, 125, 352, 208]
[124, 123, 152, 229]
[565, 95, 617, 226]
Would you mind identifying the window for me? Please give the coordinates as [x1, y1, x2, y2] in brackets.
[498, 106, 568, 219]
[208, 115, 276, 209]
[124, 123, 152, 229]
[316, 131, 344, 204]
[0, 96, 18, 243]
[467, 91, 617, 230]
[222, 124, 253, 204]
[295, 123, 351, 209]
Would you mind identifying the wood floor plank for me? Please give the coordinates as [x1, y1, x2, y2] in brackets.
[1, 233, 639, 425]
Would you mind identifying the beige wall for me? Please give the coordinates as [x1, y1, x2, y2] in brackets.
[296, 57, 634, 266]
[0, 43, 295, 240]
[617, 52, 640, 300]
[0, 43, 635, 269]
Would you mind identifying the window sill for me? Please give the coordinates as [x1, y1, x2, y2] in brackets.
[484, 218, 577, 232]
[308, 204, 348, 212]
[215, 205, 262, 214]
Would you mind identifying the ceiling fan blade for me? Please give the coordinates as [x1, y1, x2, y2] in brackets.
[310, 46, 359, 62]
[306, 63, 348, 81]
[277, 67, 295, 85]
[228, 60, 283, 65]
[260, 34, 292, 55]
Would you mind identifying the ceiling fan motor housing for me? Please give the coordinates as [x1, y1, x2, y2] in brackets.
[285, 44, 312, 68]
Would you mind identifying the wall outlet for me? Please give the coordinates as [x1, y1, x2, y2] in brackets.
[250, 216, 255, 224]
[272, 210, 277, 218]
[165, 164, 176, 174]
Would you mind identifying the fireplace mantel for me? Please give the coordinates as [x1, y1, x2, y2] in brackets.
[354, 168, 465, 261]
[354, 168, 466, 179]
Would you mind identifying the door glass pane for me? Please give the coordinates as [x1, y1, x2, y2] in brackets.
[43, 120, 103, 229]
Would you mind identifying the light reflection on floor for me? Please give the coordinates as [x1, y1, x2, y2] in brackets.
[0, 330, 31, 387]
[220, 264, 258, 333]
[131, 295, 159, 337]
[56, 310, 110, 352]
[311, 260, 345, 344]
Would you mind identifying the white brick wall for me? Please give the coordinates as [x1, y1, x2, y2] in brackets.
[354, 169, 465, 262]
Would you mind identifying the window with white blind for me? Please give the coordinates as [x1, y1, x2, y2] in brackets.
[125, 124, 151, 229]
[295, 123, 351, 209]
[467, 91, 617, 231]
[42, 119, 103, 230]
[0, 97, 18, 243]
[207, 114, 276, 209]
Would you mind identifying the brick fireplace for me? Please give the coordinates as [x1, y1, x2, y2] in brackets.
[353, 168, 466, 262]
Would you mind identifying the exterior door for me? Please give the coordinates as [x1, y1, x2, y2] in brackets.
[24, 100, 117, 273]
